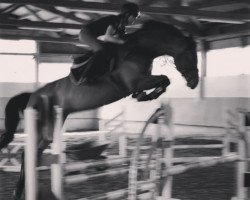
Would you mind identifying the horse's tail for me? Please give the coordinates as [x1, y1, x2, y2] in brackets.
[0, 92, 31, 150]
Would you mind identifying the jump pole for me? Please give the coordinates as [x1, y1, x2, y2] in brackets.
[24, 108, 37, 200]
[51, 106, 65, 200]
[157, 107, 249, 200]
[157, 103, 178, 200]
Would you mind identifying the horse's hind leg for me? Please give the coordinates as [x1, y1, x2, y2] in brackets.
[13, 151, 25, 200]
[13, 140, 50, 200]
[134, 75, 170, 101]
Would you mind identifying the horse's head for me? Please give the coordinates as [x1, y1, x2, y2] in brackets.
[174, 35, 199, 89]
[126, 20, 199, 89]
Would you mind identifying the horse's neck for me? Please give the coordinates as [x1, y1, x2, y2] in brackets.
[131, 31, 186, 58]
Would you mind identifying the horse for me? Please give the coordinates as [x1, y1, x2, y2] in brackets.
[0, 20, 199, 199]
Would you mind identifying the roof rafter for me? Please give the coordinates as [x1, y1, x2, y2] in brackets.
[193, 0, 250, 11]
[0, 4, 22, 13]
[34, 6, 88, 24]
[24, 5, 43, 21]
[0, 17, 82, 30]
[0, 0, 249, 23]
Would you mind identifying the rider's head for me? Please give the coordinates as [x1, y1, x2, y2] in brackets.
[120, 2, 140, 25]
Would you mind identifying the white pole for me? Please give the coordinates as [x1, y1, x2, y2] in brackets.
[51, 107, 65, 200]
[199, 39, 207, 99]
[119, 109, 127, 157]
[236, 138, 247, 200]
[158, 103, 177, 200]
[25, 108, 37, 200]
[223, 110, 232, 156]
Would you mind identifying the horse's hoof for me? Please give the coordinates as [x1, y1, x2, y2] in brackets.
[136, 92, 148, 101]
[149, 87, 166, 100]
[132, 91, 142, 99]
[132, 93, 138, 98]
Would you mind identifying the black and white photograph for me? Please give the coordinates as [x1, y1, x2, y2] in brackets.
[0, 1, 249, 199]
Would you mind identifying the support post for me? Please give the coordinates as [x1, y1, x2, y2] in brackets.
[238, 111, 250, 199]
[35, 41, 40, 89]
[232, 110, 249, 200]
[199, 39, 208, 99]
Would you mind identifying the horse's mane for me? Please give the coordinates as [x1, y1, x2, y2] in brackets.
[141, 20, 184, 37]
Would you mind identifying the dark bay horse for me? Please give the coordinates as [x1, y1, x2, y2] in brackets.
[0, 20, 198, 199]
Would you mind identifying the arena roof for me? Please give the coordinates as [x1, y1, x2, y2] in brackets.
[0, 0, 249, 53]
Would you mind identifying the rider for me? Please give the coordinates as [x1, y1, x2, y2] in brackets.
[71, 2, 140, 82]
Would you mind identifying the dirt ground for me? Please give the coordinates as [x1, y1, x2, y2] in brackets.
[0, 138, 237, 200]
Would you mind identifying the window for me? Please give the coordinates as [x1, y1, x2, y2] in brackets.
[0, 39, 36, 83]
[0, 39, 36, 53]
[207, 46, 250, 77]
[39, 63, 71, 83]
[0, 55, 36, 82]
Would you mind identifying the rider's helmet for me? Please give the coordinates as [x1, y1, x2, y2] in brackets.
[121, 2, 140, 18]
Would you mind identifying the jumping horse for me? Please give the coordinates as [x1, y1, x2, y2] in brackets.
[0, 20, 199, 199]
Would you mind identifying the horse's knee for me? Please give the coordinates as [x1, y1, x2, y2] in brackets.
[119, 79, 137, 93]
[127, 82, 137, 93]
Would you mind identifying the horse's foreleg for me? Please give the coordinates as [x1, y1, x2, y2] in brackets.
[133, 75, 170, 101]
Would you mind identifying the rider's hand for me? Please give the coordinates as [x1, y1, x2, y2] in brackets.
[98, 35, 125, 44]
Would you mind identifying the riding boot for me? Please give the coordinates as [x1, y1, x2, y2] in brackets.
[85, 44, 115, 82]
[70, 51, 94, 83]
[85, 51, 107, 81]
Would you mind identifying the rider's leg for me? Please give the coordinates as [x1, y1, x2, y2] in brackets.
[79, 28, 103, 52]
[71, 51, 94, 81]
[85, 46, 115, 81]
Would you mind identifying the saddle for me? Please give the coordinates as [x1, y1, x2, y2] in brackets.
[69, 51, 94, 85]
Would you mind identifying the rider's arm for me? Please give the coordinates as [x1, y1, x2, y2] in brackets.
[79, 26, 103, 52]
[100, 25, 125, 44]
